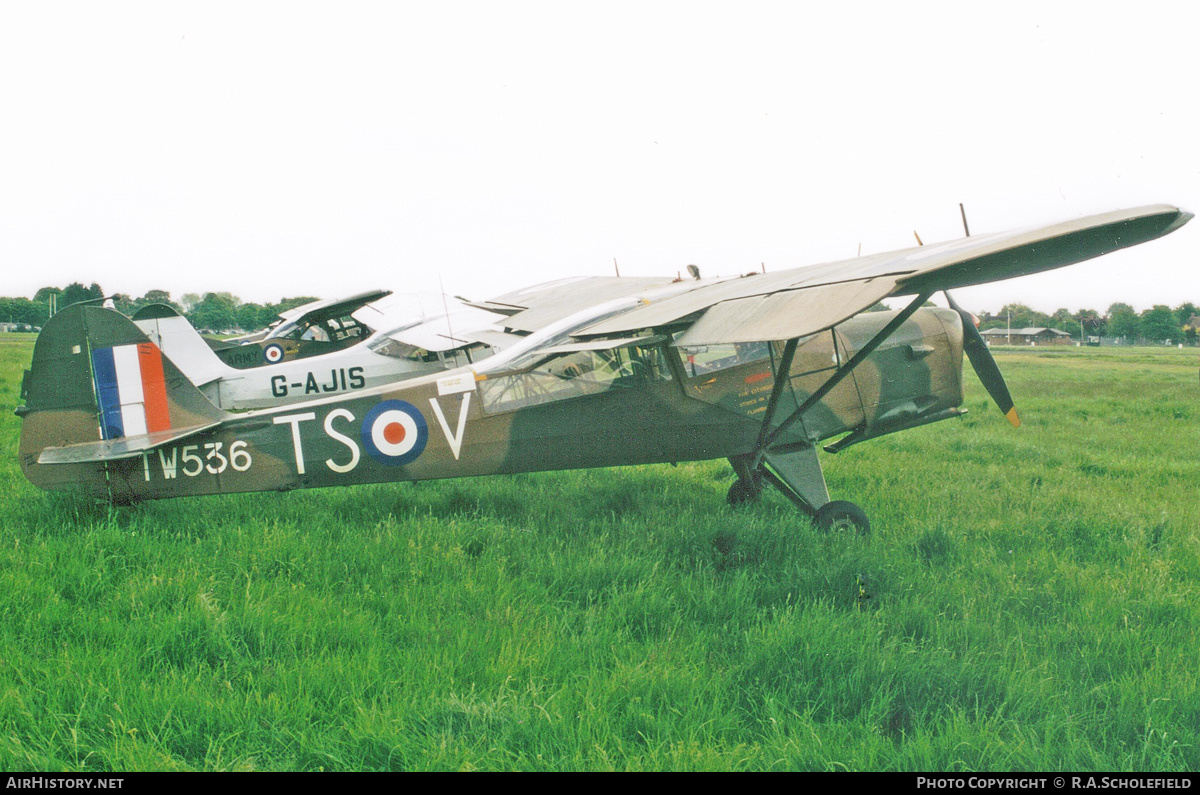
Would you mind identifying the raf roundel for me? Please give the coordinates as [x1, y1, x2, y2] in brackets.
[361, 400, 428, 465]
[263, 343, 285, 364]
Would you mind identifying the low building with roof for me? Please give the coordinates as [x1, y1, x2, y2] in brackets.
[979, 326, 1075, 345]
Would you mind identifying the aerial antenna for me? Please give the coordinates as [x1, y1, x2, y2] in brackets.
[857, 243, 861, 257]
[613, 258, 620, 277]
[686, 264, 701, 280]
[913, 230, 924, 246]
[960, 202, 970, 237]
[438, 273, 467, 365]
[761, 262, 766, 274]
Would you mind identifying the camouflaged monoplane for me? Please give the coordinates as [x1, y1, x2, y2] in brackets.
[17, 205, 1191, 531]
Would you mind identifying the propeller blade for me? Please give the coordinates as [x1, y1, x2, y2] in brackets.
[945, 291, 1020, 428]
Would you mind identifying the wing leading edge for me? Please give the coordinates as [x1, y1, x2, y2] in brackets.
[471, 276, 693, 333]
[576, 204, 1191, 345]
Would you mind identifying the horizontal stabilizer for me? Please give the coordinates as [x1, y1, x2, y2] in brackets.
[37, 422, 223, 464]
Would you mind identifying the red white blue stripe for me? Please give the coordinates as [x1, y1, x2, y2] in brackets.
[92, 343, 171, 440]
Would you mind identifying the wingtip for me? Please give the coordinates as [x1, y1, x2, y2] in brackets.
[1166, 207, 1193, 232]
[1005, 407, 1021, 428]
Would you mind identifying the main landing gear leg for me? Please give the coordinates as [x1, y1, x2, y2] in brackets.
[726, 454, 762, 506]
[727, 444, 870, 534]
[732, 293, 930, 533]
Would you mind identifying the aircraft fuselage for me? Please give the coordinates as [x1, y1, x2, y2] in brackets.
[20, 307, 966, 503]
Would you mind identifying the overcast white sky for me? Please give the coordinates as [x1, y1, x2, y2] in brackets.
[1, 1, 1197, 314]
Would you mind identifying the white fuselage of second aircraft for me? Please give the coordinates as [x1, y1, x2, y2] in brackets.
[135, 303, 513, 411]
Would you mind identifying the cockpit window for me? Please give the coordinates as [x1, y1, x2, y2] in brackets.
[676, 341, 770, 378]
[368, 337, 436, 362]
[473, 295, 681, 412]
[477, 304, 639, 376]
[369, 336, 490, 369]
[277, 314, 370, 347]
[480, 343, 671, 413]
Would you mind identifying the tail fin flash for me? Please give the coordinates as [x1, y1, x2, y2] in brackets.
[91, 341, 172, 439]
[19, 304, 227, 497]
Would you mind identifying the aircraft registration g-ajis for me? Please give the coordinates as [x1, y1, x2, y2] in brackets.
[131, 290, 518, 411]
[16, 205, 1191, 531]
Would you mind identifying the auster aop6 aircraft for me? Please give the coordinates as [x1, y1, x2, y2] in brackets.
[17, 205, 1191, 531]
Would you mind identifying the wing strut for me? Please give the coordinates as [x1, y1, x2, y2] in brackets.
[753, 290, 934, 463]
[753, 336, 799, 453]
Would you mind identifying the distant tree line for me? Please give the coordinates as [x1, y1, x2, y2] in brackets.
[164, 291, 318, 333]
[3, 285, 1200, 344]
[977, 302, 1200, 344]
[0, 283, 318, 334]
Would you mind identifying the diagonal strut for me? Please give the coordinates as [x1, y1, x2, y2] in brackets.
[754, 290, 933, 458]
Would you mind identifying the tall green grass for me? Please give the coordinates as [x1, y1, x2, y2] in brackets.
[0, 335, 1196, 770]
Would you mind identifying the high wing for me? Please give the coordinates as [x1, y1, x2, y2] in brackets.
[375, 304, 516, 353]
[264, 289, 393, 339]
[466, 275, 702, 333]
[575, 204, 1192, 344]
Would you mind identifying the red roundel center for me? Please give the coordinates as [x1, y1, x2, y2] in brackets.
[383, 422, 407, 445]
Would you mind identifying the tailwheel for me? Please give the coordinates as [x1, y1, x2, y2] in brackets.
[813, 500, 870, 534]
[726, 477, 762, 507]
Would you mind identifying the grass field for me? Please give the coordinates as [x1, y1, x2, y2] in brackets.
[0, 333, 1197, 771]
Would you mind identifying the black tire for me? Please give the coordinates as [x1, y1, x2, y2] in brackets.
[726, 478, 761, 507]
[813, 500, 870, 534]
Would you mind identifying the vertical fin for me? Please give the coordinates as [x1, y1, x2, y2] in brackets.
[19, 304, 229, 496]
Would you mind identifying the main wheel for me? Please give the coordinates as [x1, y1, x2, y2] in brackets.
[726, 478, 761, 507]
[813, 500, 870, 534]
